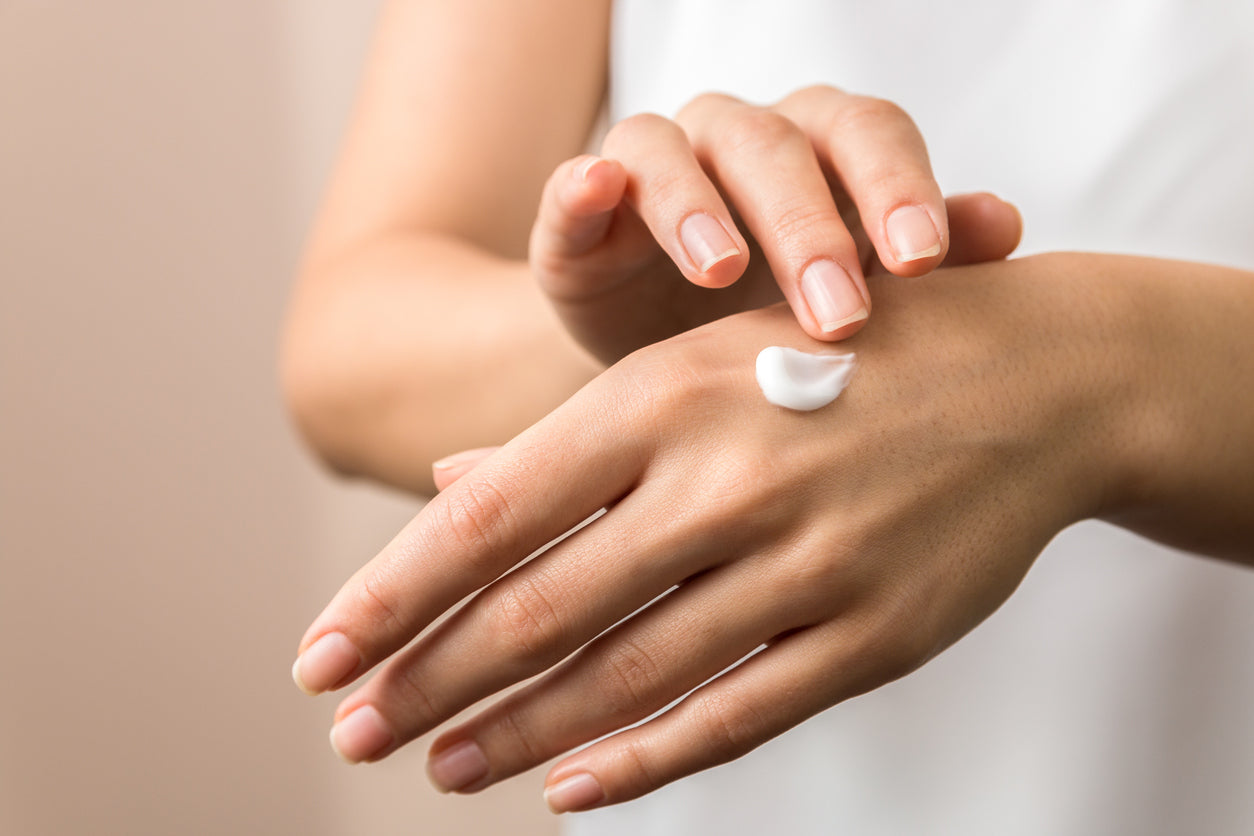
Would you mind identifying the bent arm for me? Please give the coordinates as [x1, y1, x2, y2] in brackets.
[281, 0, 609, 494]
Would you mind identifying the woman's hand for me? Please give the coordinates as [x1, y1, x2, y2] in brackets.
[530, 86, 1020, 365]
[292, 253, 1156, 810]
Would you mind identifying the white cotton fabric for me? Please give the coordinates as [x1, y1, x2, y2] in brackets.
[566, 2, 1254, 834]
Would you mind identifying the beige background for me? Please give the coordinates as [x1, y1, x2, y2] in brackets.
[1, 3, 555, 834]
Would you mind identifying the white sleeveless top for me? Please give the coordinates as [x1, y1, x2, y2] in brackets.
[569, 2, 1254, 834]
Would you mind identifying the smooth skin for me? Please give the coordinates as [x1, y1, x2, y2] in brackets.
[281, 0, 1010, 494]
[294, 255, 1254, 812]
[533, 86, 952, 364]
[283, 0, 1254, 817]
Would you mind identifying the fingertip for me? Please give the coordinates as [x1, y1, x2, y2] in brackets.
[687, 249, 750, 289]
[550, 156, 626, 224]
[573, 155, 604, 182]
[678, 212, 747, 288]
[796, 259, 870, 339]
[572, 156, 627, 210]
[544, 771, 606, 814]
[942, 192, 1024, 264]
[292, 631, 362, 696]
[994, 196, 1025, 253]
[805, 309, 869, 342]
[881, 203, 945, 275]
[432, 447, 502, 492]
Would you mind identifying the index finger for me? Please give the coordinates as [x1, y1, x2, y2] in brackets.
[291, 384, 645, 696]
[774, 86, 948, 276]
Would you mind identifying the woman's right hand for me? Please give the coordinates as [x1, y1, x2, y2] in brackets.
[529, 85, 1021, 365]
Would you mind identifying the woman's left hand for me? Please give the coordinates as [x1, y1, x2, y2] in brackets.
[291, 253, 1140, 811]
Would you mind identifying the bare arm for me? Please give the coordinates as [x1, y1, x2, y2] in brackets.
[281, 0, 609, 494]
[1095, 253, 1254, 561]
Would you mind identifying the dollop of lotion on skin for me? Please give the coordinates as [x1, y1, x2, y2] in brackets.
[755, 346, 856, 411]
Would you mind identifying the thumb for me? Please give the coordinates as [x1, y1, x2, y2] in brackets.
[529, 155, 629, 298]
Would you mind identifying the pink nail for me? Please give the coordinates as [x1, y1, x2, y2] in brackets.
[432, 448, 490, 471]
[544, 772, 605, 813]
[329, 705, 395, 763]
[575, 156, 605, 182]
[292, 632, 359, 695]
[427, 740, 490, 792]
[885, 204, 941, 262]
[800, 260, 867, 333]
[680, 213, 740, 273]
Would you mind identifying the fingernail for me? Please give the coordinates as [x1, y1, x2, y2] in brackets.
[680, 213, 740, 273]
[575, 156, 604, 182]
[800, 260, 868, 333]
[544, 772, 605, 814]
[329, 705, 395, 763]
[432, 449, 487, 471]
[427, 739, 490, 793]
[885, 204, 941, 262]
[292, 632, 360, 695]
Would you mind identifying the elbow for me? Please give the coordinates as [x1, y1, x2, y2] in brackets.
[279, 286, 439, 496]
[279, 306, 365, 481]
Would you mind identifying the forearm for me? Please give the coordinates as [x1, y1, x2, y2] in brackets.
[281, 232, 600, 495]
[1090, 253, 1254, 561]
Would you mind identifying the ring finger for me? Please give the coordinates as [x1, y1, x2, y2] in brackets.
[421, 548, 835, 793]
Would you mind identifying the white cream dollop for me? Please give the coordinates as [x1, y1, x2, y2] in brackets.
[755, 346, 856, 411]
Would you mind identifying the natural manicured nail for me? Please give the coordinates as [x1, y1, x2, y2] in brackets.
[680, 213, 740, 273]
[292, 631, 360, 695]
[575, 156, 605, 182]
[427, 740, 490, 793]
[432, 449, 489, 472]
[329, 705, 394, 763]
[800, 260, 868, 333]
[544, 772, 605, 814]
[885, 204, 941, 262]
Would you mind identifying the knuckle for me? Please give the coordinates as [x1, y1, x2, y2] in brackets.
[615, 738, 664, 798]
[599, 638, 667, 717]
[612, 348, 703, 424]
[719, 108, 806, 157]
[845, 600, 937, 685]
[636, 164, 703, 207]
[675, 91, 739, 122]
[603, 111, 678, 154]
[354, 568, 406, 636]
[490, 707, 546, 765]
[767, 199, 842, 244]
[434, 475, 517, 562]
[691, 688, 766, 763]
[486, 573, 569, 661]
[390, 662, 443, 728]
[833, 95, 914, 136]
[690, 447, 780, 533]
[779, 83, 845, 110]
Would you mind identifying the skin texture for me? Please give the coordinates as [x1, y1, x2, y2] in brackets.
[282, 0, 612, 495]
[280, 0, 1012, 494]
[531, 87, 952, 364]
[294, 253, 1254, 810]
[284, 0, 1254, 817]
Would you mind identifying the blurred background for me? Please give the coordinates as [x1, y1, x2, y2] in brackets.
[1, 3, 554, 833]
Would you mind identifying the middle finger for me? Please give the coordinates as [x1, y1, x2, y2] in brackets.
[325, 477, 743, 763]
[677, 93, 871, 340]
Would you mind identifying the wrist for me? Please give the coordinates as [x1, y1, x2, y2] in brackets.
[1087, 254, 1254, 555]
[1043, 252, 1166, 521]
[961, 252, 1153, 527]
